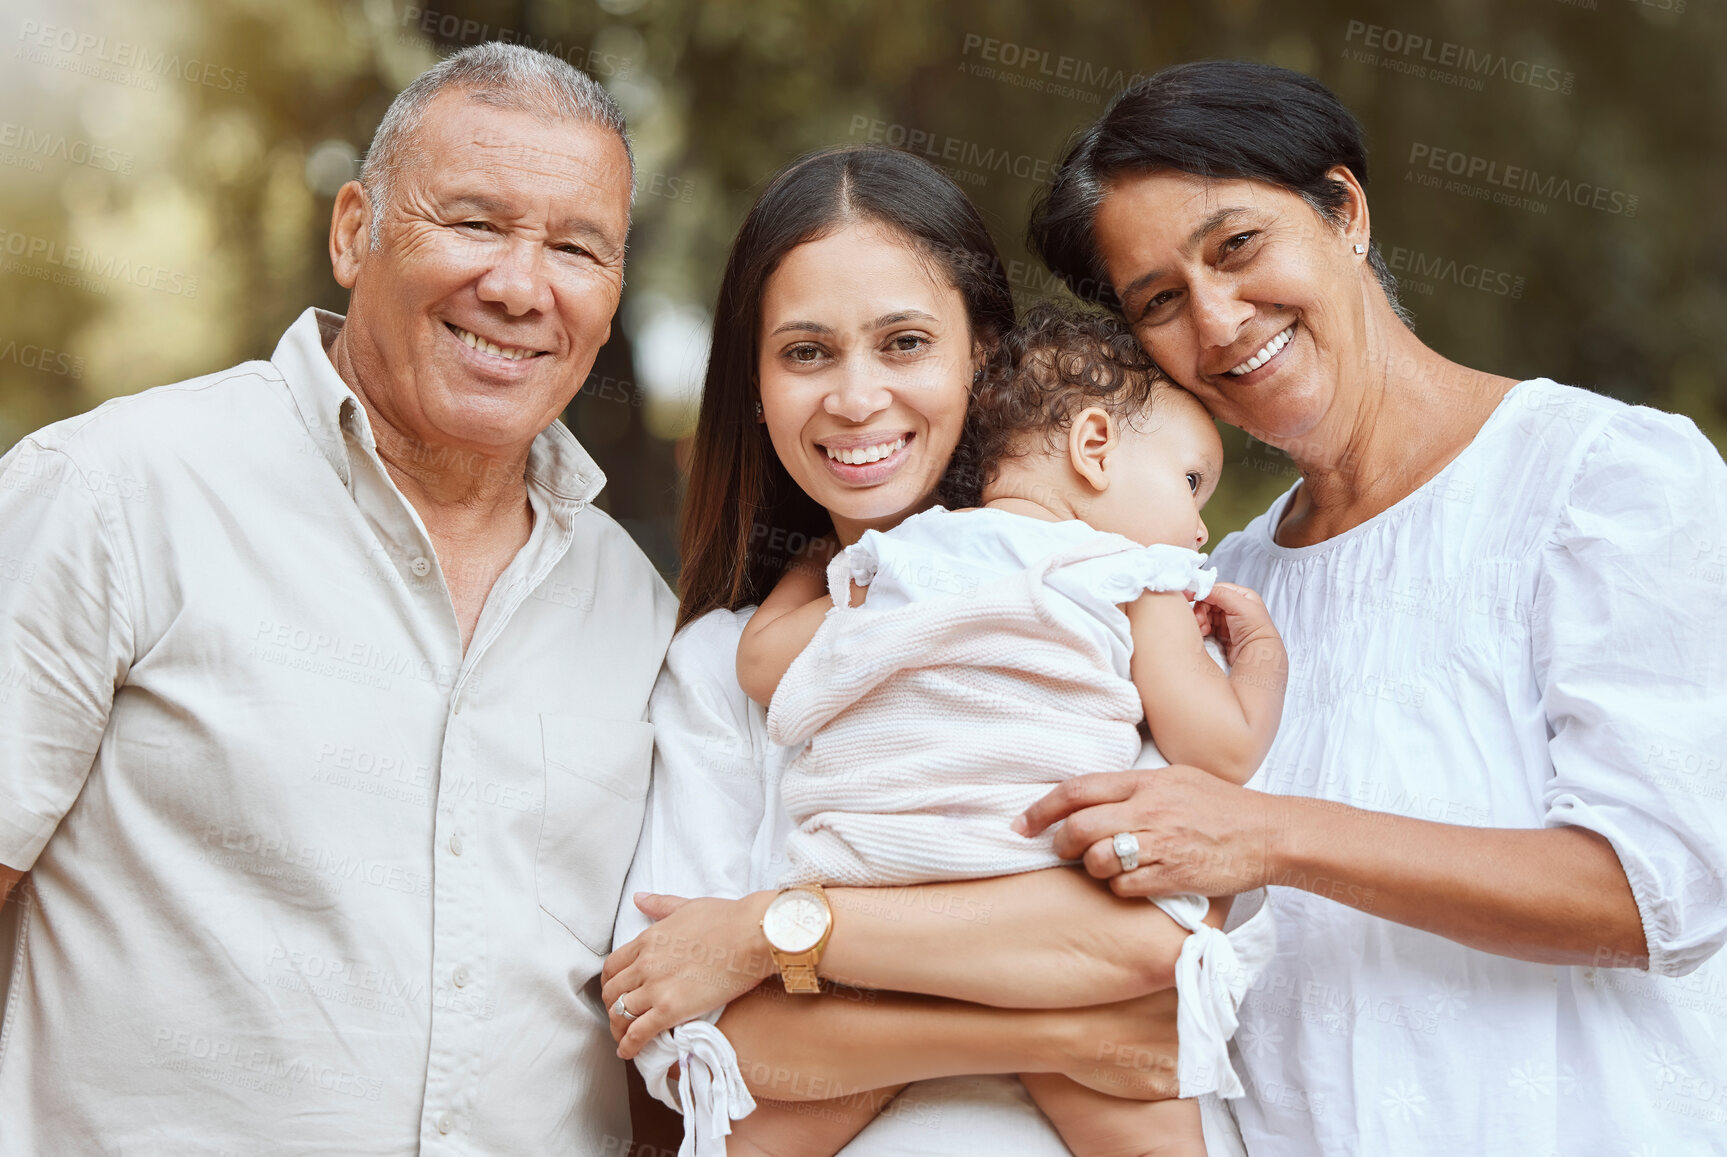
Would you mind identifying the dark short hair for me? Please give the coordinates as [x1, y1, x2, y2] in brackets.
[940, 303, 1171, 507]
[677, 145, 1017, 627]
[1028, 59, 1410, 325]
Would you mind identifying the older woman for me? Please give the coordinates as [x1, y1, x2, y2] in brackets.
[1020, 60, 1727, 1154]
[603, 145, 1259, 1156]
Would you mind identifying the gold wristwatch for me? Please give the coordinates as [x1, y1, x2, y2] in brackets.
[761, 883, 833, 993]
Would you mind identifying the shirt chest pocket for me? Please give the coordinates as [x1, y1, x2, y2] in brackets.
[536, 714, 655, 955]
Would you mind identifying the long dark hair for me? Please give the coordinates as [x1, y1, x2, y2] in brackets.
[1028, 60, 1408, 324]
[677, 145, 1016, 628]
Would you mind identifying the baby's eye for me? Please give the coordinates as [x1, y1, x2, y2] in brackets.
[1186, 473, 1201, 493]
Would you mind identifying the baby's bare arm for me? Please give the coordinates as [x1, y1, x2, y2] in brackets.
[1126, 583, 1287, 783]
[726, 1086, 905, 1157]
[737, 537, 860, 706]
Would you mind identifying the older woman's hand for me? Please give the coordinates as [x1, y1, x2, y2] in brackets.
[1016, 766, 1282, 898]
[601, 891, 778, 1058]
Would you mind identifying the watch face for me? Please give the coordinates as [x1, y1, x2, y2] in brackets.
[764, 891, 829, 954]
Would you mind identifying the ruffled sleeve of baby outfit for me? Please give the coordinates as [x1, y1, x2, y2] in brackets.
[826, 530, 883, 605]
[1047, 540, 1217, 606]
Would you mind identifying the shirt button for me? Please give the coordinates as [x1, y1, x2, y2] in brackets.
[449, 832, 464, 857]
[453, 964, 471, 988]
[410, 556, 432, 577]
[435, 1111, 453, 1134]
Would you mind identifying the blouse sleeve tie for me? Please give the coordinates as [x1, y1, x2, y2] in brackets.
[638, 1017, 757, 1157]
[1155, 889, 1277, 1099]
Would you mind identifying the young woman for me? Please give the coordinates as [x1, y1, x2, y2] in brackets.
[604, 146, 1262, 1155]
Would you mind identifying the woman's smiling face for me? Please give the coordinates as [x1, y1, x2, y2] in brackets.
[1092, 169, 1372, 450]
[757, 221, 975, 543]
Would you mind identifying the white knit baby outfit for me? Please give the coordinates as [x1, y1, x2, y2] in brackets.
[770, 506, 1275, 1102]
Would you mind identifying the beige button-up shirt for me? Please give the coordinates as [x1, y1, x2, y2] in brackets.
[0, 308, 675, 1154]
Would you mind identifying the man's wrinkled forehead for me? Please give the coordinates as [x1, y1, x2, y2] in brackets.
[409, 91, 633, 215]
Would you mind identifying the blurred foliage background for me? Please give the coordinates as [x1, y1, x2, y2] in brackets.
[1, 0, 1721, 581]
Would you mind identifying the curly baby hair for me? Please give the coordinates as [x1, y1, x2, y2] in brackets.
[940, 303, 1173, 507]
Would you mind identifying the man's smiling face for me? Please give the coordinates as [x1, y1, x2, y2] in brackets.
[335, 88, 633, 459]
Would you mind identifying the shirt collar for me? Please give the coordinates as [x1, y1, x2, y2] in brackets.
[270, 306, 607, 506]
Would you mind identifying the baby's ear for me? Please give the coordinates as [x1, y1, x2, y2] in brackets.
[1068, 407, 1117, 493]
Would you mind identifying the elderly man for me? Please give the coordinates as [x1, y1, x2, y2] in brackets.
[0, 43, 673, 1153]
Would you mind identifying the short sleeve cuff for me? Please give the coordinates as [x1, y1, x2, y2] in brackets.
[0, 793, 60, 870]
[1052, 543, 1216, 605]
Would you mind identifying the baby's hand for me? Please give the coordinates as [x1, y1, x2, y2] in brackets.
[1195, 582, 1283, 666]
[1191, 595, 1214, 637]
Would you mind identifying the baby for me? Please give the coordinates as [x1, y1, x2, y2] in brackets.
[733, 304, 1287, 1157]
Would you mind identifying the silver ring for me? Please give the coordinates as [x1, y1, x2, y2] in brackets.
[611, 994, 637, 1021]
[1112, 831, 1141, 873]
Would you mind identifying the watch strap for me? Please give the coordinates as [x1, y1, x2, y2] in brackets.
[777, 956, 822, 994]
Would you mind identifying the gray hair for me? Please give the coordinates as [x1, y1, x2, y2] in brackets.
[358, 42, 634, 249]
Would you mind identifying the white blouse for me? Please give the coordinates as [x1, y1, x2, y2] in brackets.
[1210, 379, 1727, 1155]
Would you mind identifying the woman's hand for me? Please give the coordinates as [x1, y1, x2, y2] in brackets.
[1016, 766, 1282, 898]
[601, 891, 778, 1058]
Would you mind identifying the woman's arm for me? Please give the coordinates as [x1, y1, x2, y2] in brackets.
[719, 984, 1183, 1103]
[603, 867, 1215, 1057]
[600, 870, 1222, 1063]
[1019, 766, 1648, 967]
[819, 868, 1215, 1002]
[1128, 582, 1285, 784]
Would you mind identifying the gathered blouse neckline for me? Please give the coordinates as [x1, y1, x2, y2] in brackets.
[1252, 378, 1535, 561]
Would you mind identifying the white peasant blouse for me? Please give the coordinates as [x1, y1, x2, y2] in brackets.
[1210, 378, 1727, 1155]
